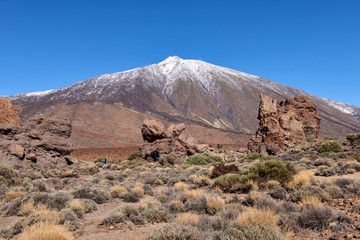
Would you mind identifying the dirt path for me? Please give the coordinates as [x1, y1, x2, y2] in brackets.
[74, 198, 165, 240]
[0, 215, 20, 229]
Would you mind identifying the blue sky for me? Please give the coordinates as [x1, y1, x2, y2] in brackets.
[1, 0, 359, 106]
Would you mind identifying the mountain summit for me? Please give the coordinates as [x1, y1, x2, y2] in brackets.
[9, 57, 360, 147]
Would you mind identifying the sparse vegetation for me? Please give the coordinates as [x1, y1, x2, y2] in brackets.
[183, 153, 223, 165]
[318, 141, 344, 153]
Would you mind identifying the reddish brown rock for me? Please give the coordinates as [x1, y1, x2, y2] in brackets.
[140, 120, 208, 162]
[8, 143, 25, 159]
[26, 153, 37, 161]
[141, 119, 169, 143]
[167, 123, 185, 138]
[0, 99, 22, 125]
[0, 115, 72, 165]
[248, 94, 321, 154]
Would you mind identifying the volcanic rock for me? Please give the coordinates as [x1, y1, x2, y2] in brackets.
[141, 119, 169, 143]
[0, 115, 72, 165]
[248, 94, 322, 154]
[8, 143, 25, 159]
[140, 120, 208, 162]
[0, 99, 22, 125]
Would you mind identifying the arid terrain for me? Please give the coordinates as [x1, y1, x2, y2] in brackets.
[1, 135, 360, 240]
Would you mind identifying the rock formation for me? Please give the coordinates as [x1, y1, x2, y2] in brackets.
[140, 120, 207, 162]
[0, 115, 72, 165]
[0, 99, 22, 125]
[248, 94, 321, 155]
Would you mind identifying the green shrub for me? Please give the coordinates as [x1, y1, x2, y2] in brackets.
[128, 151, 142, 160]
[141, 207, 171, 223]
[346, 133, 360, 143]
[213, 174, 251, 193]
[183, 153, 223, 165]
[290, 186, 330, 202]
[146, 223, 200, 240]
[318, 141, 343, 153]
[101, 206, 145, 225]
[247, 160, 294, 184]
[219, 226, 287, 240]
[243, 152, 265, 161]
[0, 164, 20, 187]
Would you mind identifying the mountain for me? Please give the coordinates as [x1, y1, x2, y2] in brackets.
[8, 56, 360, 148]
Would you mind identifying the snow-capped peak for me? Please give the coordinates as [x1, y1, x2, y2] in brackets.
[159, 56, 183, 65]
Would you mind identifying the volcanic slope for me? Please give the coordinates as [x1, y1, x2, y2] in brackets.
[9, 56, 360, 147]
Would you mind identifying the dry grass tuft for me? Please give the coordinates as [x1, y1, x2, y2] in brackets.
[110, 185, 127, 198]
[176, 212, 200, 226]
[174, 182, 188, 192]
[19, 222, 74, 240]
[206, 195, 225, 215]
[237, 207, 279, 227]
[248, 191, 261, 202]
[185, 189, 205, 200]
[301, 196, 322, 206]
[287, 171, 314, 189]
[19, 201, 35, 216]
[68, 199, 85, 215]
[132, 183, 144, 197]
[5, 190, 26, 202]
[30, 205, 61, 224]
[247, 179, 259, 190]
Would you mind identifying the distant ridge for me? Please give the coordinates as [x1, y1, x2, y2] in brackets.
[9, 56, 360, 147]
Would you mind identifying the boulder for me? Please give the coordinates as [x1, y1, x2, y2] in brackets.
[141, 119, 169, 143]
[0, 99, 22, 125]
[168, 123, 186, 138]
[8, 143, 25, 159]
[140, 120, 208, 162]
[248, 94, 321, 155]
[0, 115, 73, 165]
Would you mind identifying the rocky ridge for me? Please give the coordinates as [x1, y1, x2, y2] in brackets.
[0, 116, 73, 165]
[140, 119, 208, 162]
[248, 94, 322, 154]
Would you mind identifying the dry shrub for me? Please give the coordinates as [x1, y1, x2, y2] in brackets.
[19, 201, 35, 216]
[267, 180, 281, 188]
[174, 182, 188, 192]
[287, 171, 314, 189]
[185, 189, 205, 200]
[194, 175, 210, 186]
[5, 190, 25, 203]
[18, 222, 74, 240]
[169, 199, 185, 212]
[298, 205, 333, 230]
[237, 207, 279, 227]
[206, 195, 225, 215]
[301, 196, 322, 206]
[30, 205, 61, 224]
[176, 212, 199, 226]
[132, 183, 144, 197]
[67, 200, 85, 217]
[247, 191, 262, 203]
[110, 185, 127, 198]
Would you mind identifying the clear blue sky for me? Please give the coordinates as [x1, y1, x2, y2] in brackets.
[1, 0, 359, 106]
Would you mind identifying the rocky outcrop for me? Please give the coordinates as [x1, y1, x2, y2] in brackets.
[0, 116, 72, 165]
[248, 94, 321, 155]
[0, 99, 22, 125]
[140, 120, 208, 162]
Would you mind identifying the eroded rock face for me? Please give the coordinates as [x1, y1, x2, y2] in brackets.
[248, 94, 321, 154]
[0, 115, 72, 165]
[0, 99, 22, 125]
[140, 120, 208, 162]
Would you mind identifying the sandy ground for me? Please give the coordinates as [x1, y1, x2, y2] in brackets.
[74, 198, 165, 240]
